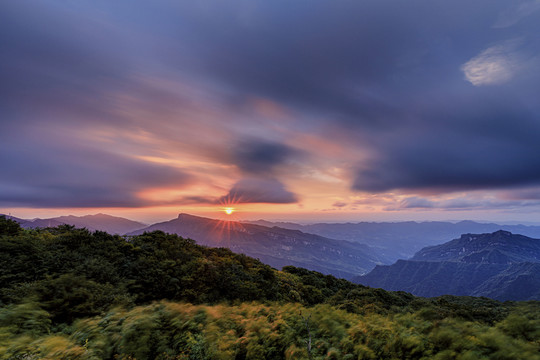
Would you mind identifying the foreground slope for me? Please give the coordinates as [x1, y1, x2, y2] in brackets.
[128, 213, 389, 279]
[1, 216, 539, 360]
[4, 301, 540, 360]
[355, 231, 540, 300]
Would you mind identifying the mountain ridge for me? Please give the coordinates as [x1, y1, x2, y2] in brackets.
[411, 230, 540, 263]
[355, 230, 540, 301]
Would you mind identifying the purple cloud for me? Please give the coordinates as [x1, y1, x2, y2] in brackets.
[219, 178, 298, 204]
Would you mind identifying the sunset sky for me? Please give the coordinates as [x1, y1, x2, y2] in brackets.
[2, 0, 540, 224]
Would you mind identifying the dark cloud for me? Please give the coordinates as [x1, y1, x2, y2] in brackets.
[164, 1, 540, 195]
[0, 139, 192, 208]
[399, 197, 435, 209]
[167, 1, 536, 126]
[171, 196, 217, 205]
[0, 1, 134, 127]
[231, 139, 297, 175]
[164, 0, 540, 195]
[218, 178, 297, 204]
[353, 101, 540, 193]
[394, 194, 540, 211]
[332, 201, 348, 208]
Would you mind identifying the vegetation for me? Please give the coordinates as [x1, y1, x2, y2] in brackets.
[1, 215, 539, 359]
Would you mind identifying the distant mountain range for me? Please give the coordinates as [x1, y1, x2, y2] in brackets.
[355, 230, 540, 301]
[249, 220, 540, 262]
[127, 213, 389, 279]
[5, 213, 146, 235]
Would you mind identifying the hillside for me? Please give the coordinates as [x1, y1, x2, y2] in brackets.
[1, 216, 539, 359]
[128, 213, 389, 279]
[355, 231, 540, 300]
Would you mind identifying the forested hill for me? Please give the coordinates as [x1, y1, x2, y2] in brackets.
[0, 215, 410, 319]
[1, 216, 540, 359]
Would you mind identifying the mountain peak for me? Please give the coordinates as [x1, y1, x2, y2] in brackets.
[461, 229, 512, 238]
[91, 213, 114, 218]
[177, 213, 216, 222]
[494, 229, 512, 236]
[178, 213, 201, 219]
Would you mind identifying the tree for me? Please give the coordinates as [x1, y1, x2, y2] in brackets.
[0, 215, 22, 236]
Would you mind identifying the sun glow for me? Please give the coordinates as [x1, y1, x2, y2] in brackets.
[224, 207, 235, 215]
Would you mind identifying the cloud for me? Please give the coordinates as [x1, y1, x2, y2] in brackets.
[0, 139, 192, 208]
[461, 40, 523, 86]
[0, 1, 132, 127]
[399, 197, 435, 209]
[160, 0, 540, 130]
[218, 178, 298, 204]
[352, 97, 540, 193]
[169, 196, 218, 205]
[163, 1, 457, 127]
[231, 139, 297, 175]
[499, 188, 540, 201]
[392, 191, 540, 211]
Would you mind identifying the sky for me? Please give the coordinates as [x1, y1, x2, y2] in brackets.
[2, 0, 540, 224]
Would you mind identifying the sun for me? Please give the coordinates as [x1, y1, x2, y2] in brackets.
[224, 207, 235, 215]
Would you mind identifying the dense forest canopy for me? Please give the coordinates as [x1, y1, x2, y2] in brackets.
[1, 215, 539, 359]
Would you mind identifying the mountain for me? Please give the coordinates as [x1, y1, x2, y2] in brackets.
[10, 213, 146, 234]
[1, 214, 34, 225]
[355, 231, 540, 301]
[128, 213, 390, 279]
[412, 230, 540, 263]
[5, 216, 64, 229]
[248, 220, 540, 262]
